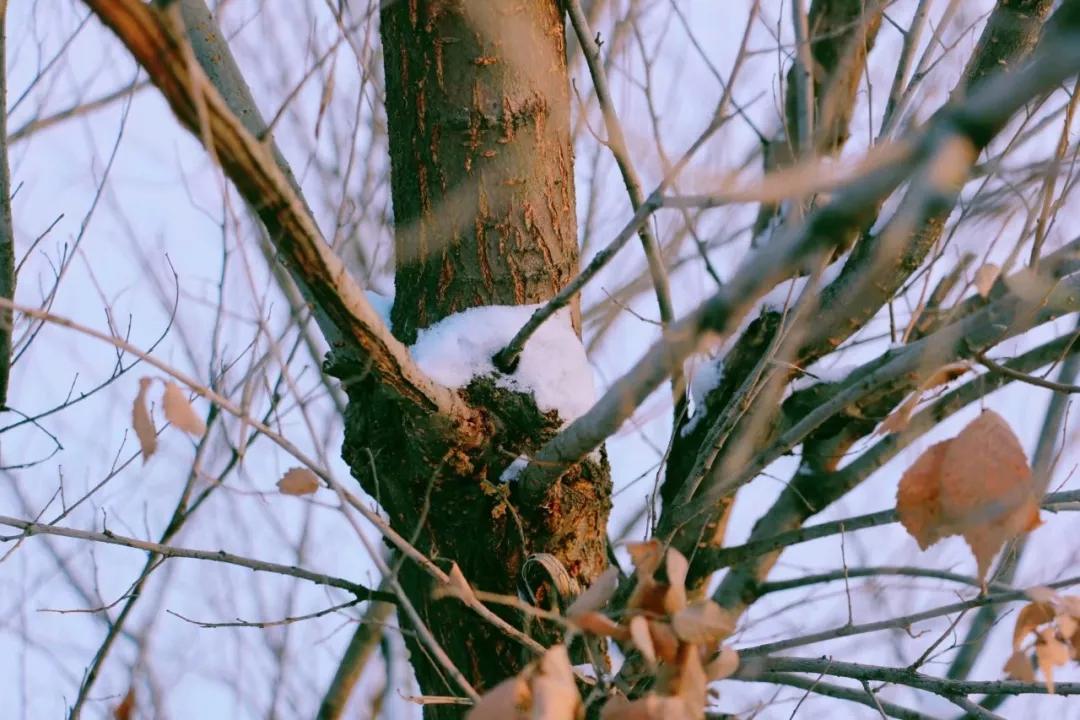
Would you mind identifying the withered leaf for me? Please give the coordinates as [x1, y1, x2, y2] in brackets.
[626, 540, 663, 579]
[671, 600, 735, 645]
[974, 263, 1000, 298]
[648, 620, 680, 665]
[896, 441, 951, 550]
[277, 467, 320, 496]
[531, 645, 580, 720]
[162, 381, 206, 437]
[566, 566, 619, 619]
[571, 611, 627, 639]
[629, 615, 657, 668]
[132, 377, 157, 462]
[1003, 650, 1036, 683]
[600, 692, 694, 720]
[896, 411, 1041, 581]
[1013, 601, 1056, 650]
[1035, 628, 1069, 693]
[1010, 600, 1054, 651]
[664, 548, 689, 614]
[466, 675, 529, 720]
[705, 644, 740, 681]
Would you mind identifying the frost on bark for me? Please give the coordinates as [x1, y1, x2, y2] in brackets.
[332, 1, 611, 712]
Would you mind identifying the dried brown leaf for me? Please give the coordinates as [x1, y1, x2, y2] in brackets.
[162, 381, 206, 437]
[896, 412, 1041, 581]
[671, 644, 707, 717]
[600, 693, 693, 720]
[566, 566, 619, 618]
[671, 600, 735, 645]
[1003, 650, 1035, 683]
[626, 540, 663, 579]
[664, 548, 689, 614]
[705, 644, 740, 681]
[1013, 602, 1056, 649]
[879, 393, 921, 435]
[571, 611, 627, 640]
[466, 675, 530, 720]
[132, 377, 157, 462]
[974, 263, 1000, 298]
[921, 361, 971, 390]
[629, 615, 657, 668]
[1035, 628, 1070, 693]
[628, 580, 669, 616]
[648, 620, 680, 665]
[446, 562, 477, 604]
[1057, 613, 1077, 642]
[113, 687, 135, 720]
[277, 467, 320, 496]
[532, 645, 580, 720]
[896, 441, 951, 549]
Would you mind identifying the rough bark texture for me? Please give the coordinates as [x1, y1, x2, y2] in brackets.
[381, 0, 580, 344]
[346, 2, 611, 714]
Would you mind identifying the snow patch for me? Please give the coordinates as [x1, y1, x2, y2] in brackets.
[364, 290, 394, 329]
[499, 456, 528, 483]
[681, 354, 725, 436]
[410, 305, 596, 424]
[680, 252, 851, 434]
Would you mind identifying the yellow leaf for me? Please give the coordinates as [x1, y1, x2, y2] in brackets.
[276, 467, 320, 496]
[671, 600, 735, 644]
[132, 377, 157, 462]
[162, 381, 206, 437]
[974, 263, 1000, 298]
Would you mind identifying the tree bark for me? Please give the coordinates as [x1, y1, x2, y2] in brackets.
[381, 0, 580, 344]
[348, 2, 610, 714]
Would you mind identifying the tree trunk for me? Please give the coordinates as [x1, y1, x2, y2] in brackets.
[335, 2, 610, 714]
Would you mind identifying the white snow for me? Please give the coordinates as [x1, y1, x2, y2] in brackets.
[364, 290, 394, 329]
[681, 353, 725, 436]
[790, 362, 856, 392]
[499, 456, 529, 483]
[410, 305, 596, 423]
[681, 252, 851, 434]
